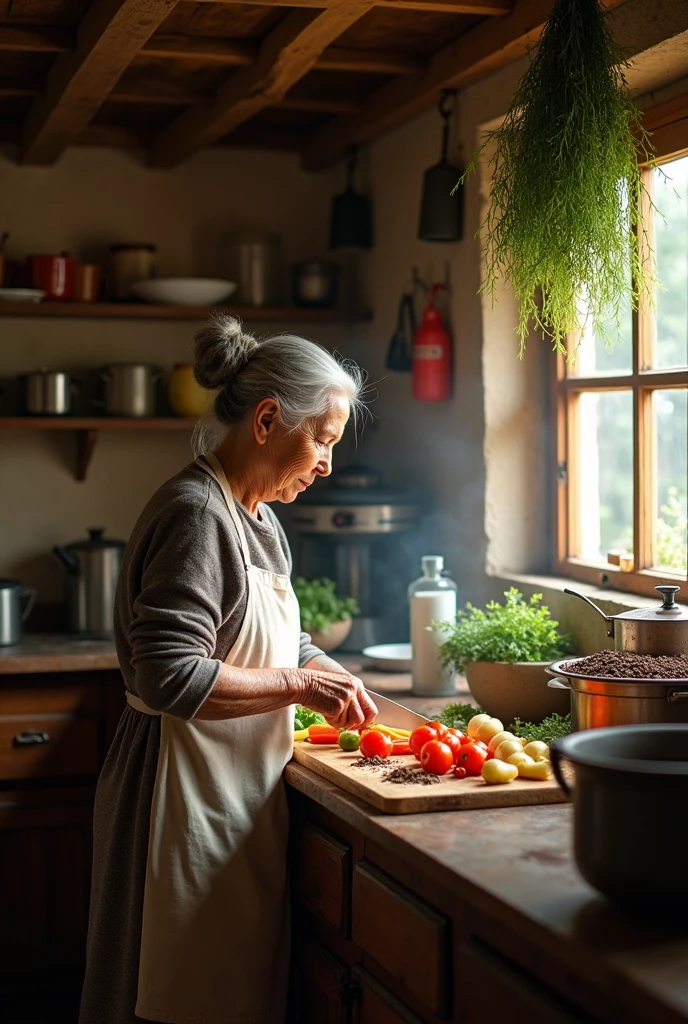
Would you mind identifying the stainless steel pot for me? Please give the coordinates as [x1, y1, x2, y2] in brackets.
[53, 528, 126, 636]
[290, 260, 340, 308]
[0, 578, 37, 646]
[18, 370, 75, 415]
[551, 725, 688, 910]
[100, 363, 162, 417]
[565, 584, 688, 655]
[547, 657, 688, 730]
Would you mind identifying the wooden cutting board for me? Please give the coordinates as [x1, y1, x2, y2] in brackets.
[291, 743, 567, 814]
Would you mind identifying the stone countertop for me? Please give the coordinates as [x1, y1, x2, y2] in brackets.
[285, 762, 688, 1024]
[0, 633, 119, 674]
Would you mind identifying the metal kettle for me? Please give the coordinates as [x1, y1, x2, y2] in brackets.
[565, 585, 688, 656]
[53, 528, 126, 636]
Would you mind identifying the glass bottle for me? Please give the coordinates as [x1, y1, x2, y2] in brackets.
[408, 555, 457, 696]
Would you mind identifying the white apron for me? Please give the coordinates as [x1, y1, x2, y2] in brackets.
[129, 453, 299, 1024]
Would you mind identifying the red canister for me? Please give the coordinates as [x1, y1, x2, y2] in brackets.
[412, 285, 452, 402]
[27, 253, 76, 300]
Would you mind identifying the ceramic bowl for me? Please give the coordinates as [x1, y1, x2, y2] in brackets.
[309, 619, 352, 654]
[130, 278, 237, 306]
[465, 661, 570, 724]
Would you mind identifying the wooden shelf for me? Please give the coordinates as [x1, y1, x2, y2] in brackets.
[0, 416, 196, 479]
[0, 302, 371, 322]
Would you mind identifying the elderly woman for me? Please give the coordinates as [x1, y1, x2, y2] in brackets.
[78, 316, 377, 1024]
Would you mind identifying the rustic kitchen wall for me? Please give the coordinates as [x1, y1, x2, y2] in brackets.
[0, 146, 350, 602]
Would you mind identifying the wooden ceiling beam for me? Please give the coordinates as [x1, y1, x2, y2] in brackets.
[302, 0, 627, 169]
[148, 2, 372, 168]
[19, 0, 179, 166]
[202, 0, 511, 12]
[0, 26, 425, 76]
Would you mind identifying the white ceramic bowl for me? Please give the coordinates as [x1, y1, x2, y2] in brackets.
[362, 643, 413, 672]
[0, 288, 46, 303]
[130, 278, 237, 306]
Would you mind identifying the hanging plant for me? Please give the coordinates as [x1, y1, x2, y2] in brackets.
[464, 0, 656, 354]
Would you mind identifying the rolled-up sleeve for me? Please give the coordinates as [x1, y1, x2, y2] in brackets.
[128, 509, 240, 719]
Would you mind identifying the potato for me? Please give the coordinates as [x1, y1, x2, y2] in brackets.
[487, 730, 517, 756]
[518, 759, 552, 781]
[467, 714, 492, 739]
[523, 741, 550, 761]
[482, 760, 518, 785]
[506, 751, 534, 769]
[476, 718, 505, 745]
[494, 739, 525, 762]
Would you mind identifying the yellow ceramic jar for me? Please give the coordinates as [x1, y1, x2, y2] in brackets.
[167, 363, 214, 417]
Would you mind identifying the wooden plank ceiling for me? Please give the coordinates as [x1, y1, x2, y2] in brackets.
[0, 0, 624, 169]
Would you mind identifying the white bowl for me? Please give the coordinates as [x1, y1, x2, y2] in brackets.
[362, 643, 413, 672]
[130, 278, 237, 306]
[0, 288, 46, 303]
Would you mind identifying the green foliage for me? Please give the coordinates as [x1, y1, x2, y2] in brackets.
[294, 706, 326, 730]
[509, 713, 572, 744]
[435, 589, 571, 674]
[656, 487, 688, 572]
[434, 703, 486, 730]
[293, 576, 359, 634]
[462, 0, 656, 354]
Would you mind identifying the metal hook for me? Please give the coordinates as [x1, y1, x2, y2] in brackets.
[438, 90, 456, 122]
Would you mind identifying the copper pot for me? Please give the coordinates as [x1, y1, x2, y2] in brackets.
[565, 585, 688, 656]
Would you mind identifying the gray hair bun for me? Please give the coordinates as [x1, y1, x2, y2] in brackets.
[193, 314, 259, 390]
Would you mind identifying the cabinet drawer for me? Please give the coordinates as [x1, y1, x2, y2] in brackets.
[456, 941, 596, 1023]
[0, 681, 99, 716]
[294, 822, 351, 935]
[352, 862, 449, 1017]
[353, 968, 424, 1024]
[0, 713, 100, 781]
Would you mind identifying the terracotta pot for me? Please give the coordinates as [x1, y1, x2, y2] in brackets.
[167, 363, 214, 417]
[465, 661, 570, 724]
[308, 618, 352, 654]
[27, 254, 76, 300]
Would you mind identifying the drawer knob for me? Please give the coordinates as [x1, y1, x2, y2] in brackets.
[13, 730, 51, 747]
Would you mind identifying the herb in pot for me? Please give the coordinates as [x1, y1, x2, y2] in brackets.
[434, 588, 571, 675]
[293, 576, 359, 635]
[459, 0, 656, 354]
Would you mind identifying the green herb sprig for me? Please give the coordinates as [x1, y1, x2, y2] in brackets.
[293, 576, 359, 634]
[460, 0, 656, 354]
[509, 713, 572, 744]
[434, 588, 571, 675]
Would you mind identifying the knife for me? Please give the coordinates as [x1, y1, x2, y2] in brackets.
[365, 690, 429, 732]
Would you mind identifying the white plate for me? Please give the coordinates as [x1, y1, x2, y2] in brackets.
[130, 278, 237, 306]
[362, 643, 412, 672]
[0, 288, 46, 303]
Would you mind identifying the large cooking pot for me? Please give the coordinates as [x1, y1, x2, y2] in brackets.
[565, 584, 688, 655]
[0, 578, 37, 646]
[18, 370, 76, 415]
[53, 528, 126, 636]
[99, 363, 162, 417]
[551, 725, 688, 910]
[547, 657, 688, 730]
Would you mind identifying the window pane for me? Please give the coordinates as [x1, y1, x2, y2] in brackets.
[653, 389, 687, 573]
[576, 391, 633, 561]
[654, 154, 688, 369]
[569, 289, 633, 376]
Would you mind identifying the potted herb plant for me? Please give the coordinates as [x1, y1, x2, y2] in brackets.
[293, 576, 359, 654]
[435, 589, 572, 723]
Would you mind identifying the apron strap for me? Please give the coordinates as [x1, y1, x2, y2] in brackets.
[126, 691, 162, 716]
[198, 453, 252, 570]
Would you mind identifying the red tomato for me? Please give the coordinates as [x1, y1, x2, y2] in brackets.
[456, 740, 488, 776]
[447, 728, 465, 741]
[453, 766, 468, 779]
[420, 740, 454, 776]
[442, 732, 463, 765]
[409, 725, 439, 759]
[429, 720, 448, 735]
[359, 730, 393, 759]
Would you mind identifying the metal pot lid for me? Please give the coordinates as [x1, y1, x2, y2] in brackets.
[65, 528, 126, 551]
[0, 577, 22, 590]
[613, 585, 688, 621]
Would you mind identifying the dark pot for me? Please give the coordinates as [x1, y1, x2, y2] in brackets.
[551, 725, 688, 910]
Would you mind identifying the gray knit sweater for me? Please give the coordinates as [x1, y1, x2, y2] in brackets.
[113, 460, 322, 720]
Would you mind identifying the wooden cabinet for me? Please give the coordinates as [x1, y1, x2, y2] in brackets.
[353, 968, 425, 1024]
[294, 822, 352, 935]
[292, 941, 353, 1024]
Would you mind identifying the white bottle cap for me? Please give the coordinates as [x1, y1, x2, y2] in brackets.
[421, 555, 444, 574]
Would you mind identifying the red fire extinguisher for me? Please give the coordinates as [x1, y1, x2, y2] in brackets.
[412, 284, 452, 401]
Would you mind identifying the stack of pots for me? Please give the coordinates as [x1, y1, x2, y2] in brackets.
[548, 585, 688, 730]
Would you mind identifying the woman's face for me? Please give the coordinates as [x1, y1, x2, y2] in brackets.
[268, 393, 350, 504]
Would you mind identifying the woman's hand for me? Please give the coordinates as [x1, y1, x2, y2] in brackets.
[290, 668, 378, 730]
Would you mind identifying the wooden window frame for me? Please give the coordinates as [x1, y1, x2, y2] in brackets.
[553, 93, 688, 599]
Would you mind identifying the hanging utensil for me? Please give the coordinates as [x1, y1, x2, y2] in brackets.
[329, 148, 373, 252]
[418, 91, 464, 242]
[386, 291, 415, 371]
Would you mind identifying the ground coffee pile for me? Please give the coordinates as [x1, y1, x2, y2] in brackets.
[351, 755, 402, 772]
[562, 649, 688, 679]
[382, 766, 440, 785]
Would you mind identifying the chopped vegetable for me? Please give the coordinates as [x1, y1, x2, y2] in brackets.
[371, 724, 411, 740]
[509, 713, 571, 745]
[308, 725, 340, 744]
[294, 728, 309, 742]
[391, 741, 412, 756]
[295, 706, 327, 730]
[482, 760, 518, 784]
[338, 730, 361, 752]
